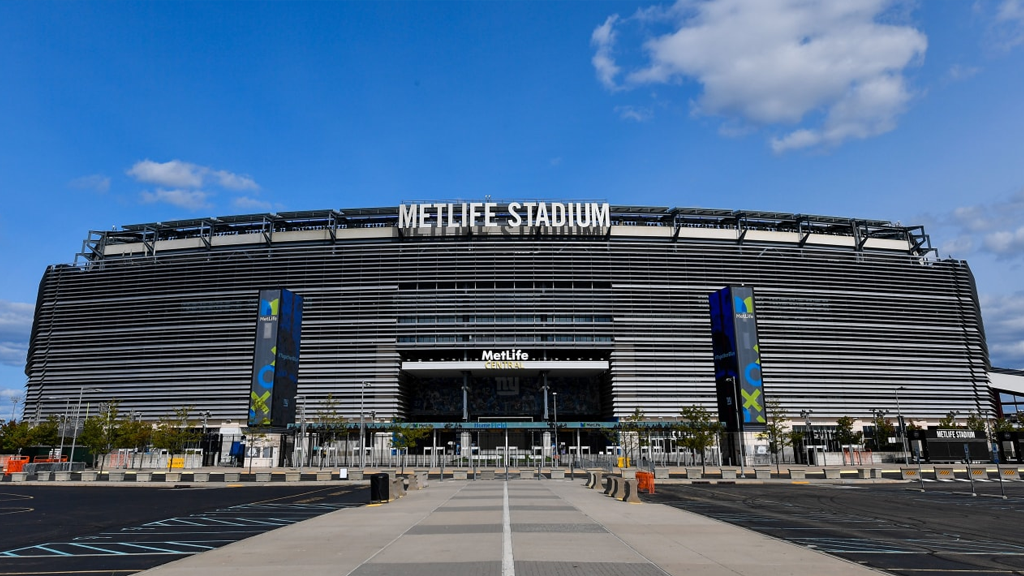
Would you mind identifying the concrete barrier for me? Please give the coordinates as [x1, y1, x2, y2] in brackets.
[857, 468, 872, 479]
[823, 468, 841, 479]
[406, 474, 420, 490]
[519, 469, 534, 480]
[654, 467, 669, 479]
[969, 468, 989, 481]
[999, 467, 1020, 481]
[108, 470, 125, 482]
[193, 471, 210, 482]
[81, 471, 98, 481]
[899, 467, 919, 480]
[788, 468, 806, 480]
[622, 478, 642, 503]
[165, 472, 182, 482]
[754, 468, 771, 480]
[720, 468, 737, 479]
[415, 471, 429, 488]
[316, 470, 332, 481]
[255, 471, 272, 482]
[37, 471, 53, 481]
[453, 470, 468, 480]
[611, 477, 626, 499]
[604, 477, 615, 495]
[620, 468, 636, 480]
[136, 471, 152, 482]
[933, 465, 956, 481]
[348, 469, 364, 481]
[11, 472, 28, 482]
[686, 467, 702, 479]
[223, 471, 241, 482]
[285, 471, 300, 482]
[54, 471, 72, 481]
[391, 477, 406, 497]
[550, 468, 565, 479]
[590, 471, 604, 489]
[481, 469, 496, 480]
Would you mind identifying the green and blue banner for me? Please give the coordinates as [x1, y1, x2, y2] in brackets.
[249, 288, 303, 427]
[709, 286, 765, 432]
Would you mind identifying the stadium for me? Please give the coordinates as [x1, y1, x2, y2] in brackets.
[21, 200, 997, 466]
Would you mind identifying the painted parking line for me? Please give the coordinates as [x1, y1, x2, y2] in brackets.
[0, 540, 234, 558]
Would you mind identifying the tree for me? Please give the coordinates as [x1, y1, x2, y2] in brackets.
[870, 414, 896, 450]
[938, 412, 961, 429]
[152, 406, 200, 471]
[756, 399, 791, 473]
[0, 419, 34, 454]
[834, 416, 864, 465]
[388, 422, 432, 473]
[993, 417, 1015, 433]
[78, 400, 121, 470]
[32, 415, 60, 452]
[965, 411, 987, 434]
[677, 405, 724, 473]
[618, 408, 646, 467]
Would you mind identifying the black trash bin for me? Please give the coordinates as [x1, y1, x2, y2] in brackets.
[370, 472, 390, 503]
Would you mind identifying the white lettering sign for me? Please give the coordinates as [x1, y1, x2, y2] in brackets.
[398, 202, 611, 229]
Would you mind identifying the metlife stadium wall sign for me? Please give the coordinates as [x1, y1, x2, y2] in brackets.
[398, 201, 611, 229]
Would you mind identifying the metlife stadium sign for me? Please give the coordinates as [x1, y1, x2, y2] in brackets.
[398, 201, 611, 229]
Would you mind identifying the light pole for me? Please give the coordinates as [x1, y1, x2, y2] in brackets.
[895, 386, 909, 464]
[552, 392, 558, 467]
[541, 379, 550, 462]
[201, 410, 211, 467]
[296, 396, 306, 470]
[68, 387, 102, 471]
[728, 376, 746, 476]
[800, 409, 813, 465]
[359, 382, 371, 469]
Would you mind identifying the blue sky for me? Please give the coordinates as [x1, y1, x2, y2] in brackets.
[2, 0, 1024, 413]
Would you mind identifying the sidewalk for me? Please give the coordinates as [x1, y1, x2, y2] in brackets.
[136, 477, 883, 576]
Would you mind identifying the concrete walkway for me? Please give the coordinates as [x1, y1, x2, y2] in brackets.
[137, 478, 882, 576]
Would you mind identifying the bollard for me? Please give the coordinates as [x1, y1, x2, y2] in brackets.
[622, 479, 642, 503]
[611, 477, 626, 499]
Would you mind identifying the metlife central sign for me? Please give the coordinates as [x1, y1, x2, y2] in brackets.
[398, 201, 611, 229]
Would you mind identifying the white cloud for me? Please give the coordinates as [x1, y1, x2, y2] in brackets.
[591, 15, 622, 90]
[946, 64, 980, 82]
[980, 292, 1024, 368]
[140, 189, 212, 211]
[592, 0, 927, 151]
[0, 301, 33, 369]
[994, 0, 1024, 49]
[232, 196, 273, 211]
[127, 160, 259, 191]
[127, 159, 205, 188]
[937, 188, 1024, 260]
[615, 105, 654, 122]
[69, 174, 111, 193]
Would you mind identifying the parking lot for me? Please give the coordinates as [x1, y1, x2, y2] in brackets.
[650, 481, 1024, 576]
[0, 484, 366, 576]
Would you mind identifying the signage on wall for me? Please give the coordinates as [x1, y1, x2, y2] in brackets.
[398, 201, 611, 229]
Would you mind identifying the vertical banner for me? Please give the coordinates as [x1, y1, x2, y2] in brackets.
[709, 286, 765, 432]
[249, 289, 303, 427]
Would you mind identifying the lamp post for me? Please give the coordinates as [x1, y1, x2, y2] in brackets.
[68, 387, 102, 471]
[552, 392, 558, 467]
[541, 379, 550, 463]
[728, 376, 746, 476]
[800, 409, 813, 465]
[359, 382, 371, 469]
[296, 396, 306, 470]
[895, 386, 909, 464]
[201, 411, 211, 467]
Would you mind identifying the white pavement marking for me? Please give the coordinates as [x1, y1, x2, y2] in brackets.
[502, 481, 515, 576]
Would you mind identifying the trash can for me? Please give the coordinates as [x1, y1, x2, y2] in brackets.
[370, 472, 391, 503]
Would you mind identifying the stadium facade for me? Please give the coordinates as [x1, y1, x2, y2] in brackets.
[23, 201, 993, 455]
